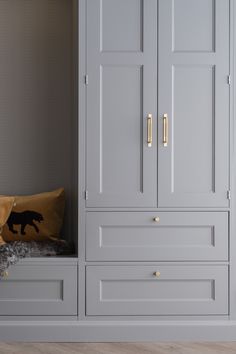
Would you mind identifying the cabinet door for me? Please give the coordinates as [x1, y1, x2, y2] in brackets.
[86, 0, 157, 207]
[86, 265, 228, 316]
[86, 212, 228, 262]
[0, 264, 77, 316]
[158, 0, 230, 207]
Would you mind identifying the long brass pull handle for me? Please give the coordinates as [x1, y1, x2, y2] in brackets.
[147, 114, 152, 147]
[163, 113, 168, 147]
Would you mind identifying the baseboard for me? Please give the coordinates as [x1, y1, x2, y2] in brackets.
[0, 320, 236, 342]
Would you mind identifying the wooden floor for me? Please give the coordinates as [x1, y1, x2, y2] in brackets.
[0, 343, 236, 354]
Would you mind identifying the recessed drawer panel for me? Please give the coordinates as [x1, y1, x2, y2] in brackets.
[86, 212, 228, 261]
[0, 264, 77, 316]
[86, 265, 228, 316]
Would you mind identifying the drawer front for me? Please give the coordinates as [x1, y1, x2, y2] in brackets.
[86, 212, 228, 261]
[86, 265, 228, 316]
[0, 264, 77, 316]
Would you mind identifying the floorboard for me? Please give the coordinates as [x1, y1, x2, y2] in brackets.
[0, 342, 236, 354]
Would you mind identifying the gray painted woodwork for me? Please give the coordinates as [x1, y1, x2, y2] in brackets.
[0, 263, 77, 316]
[0, 0, 233, 342]
[86, 0, 157, 207]
[158, 0, 230, 207]
[2, 319, 236, 342]
[86, 265, 228, 316]
[86, 212, 228, 261]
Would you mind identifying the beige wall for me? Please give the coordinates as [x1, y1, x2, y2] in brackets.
[0, 0, 77, 244]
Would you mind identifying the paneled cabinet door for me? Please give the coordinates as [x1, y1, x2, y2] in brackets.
[86, 0, 157, 207]
[158, 0, 230, 207]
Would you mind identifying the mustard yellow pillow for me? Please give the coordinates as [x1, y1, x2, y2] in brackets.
[0, 196, 15, 245]
[1, 188, 65, 242]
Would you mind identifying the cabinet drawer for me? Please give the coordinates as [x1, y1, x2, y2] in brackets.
[86, 212, 228, 261]
[86, 265, 228, 316]
[0, 264, 77, 316]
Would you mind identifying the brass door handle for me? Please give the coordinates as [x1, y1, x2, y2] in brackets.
[163, 113, 168, 147]
[147, 114, 153, 147]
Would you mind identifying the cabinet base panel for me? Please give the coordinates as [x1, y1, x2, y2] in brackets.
[0, 320, 236, 342]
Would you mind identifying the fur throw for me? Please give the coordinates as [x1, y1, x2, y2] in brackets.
[0, 240, 72, 278]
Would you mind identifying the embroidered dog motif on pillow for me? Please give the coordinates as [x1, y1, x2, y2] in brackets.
[7, 211, 44, 236]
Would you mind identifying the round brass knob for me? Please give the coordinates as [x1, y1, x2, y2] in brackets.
[153, 271, 161, 277]
[153, 217, 160, 222]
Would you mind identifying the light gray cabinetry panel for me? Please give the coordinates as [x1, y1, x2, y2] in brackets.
[86, 212, 228, 261]
[86, 0, 157, 207]
[86, 265, 228, 316]
[173, 0, 216, 52]
[158, 0, 230, 207]
[0, 264, 77, 316]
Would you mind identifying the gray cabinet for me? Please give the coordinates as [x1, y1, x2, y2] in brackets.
[0, 0, 232, 340]
[158, 0, 230, 208]
[83, 0, 230, 321]
[85, 0, 230, 209]
[86, 265, 228, 316]
[0, 263, 77, 316]
[86, 212, 228, 261]
[86, 0, 157, 207]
